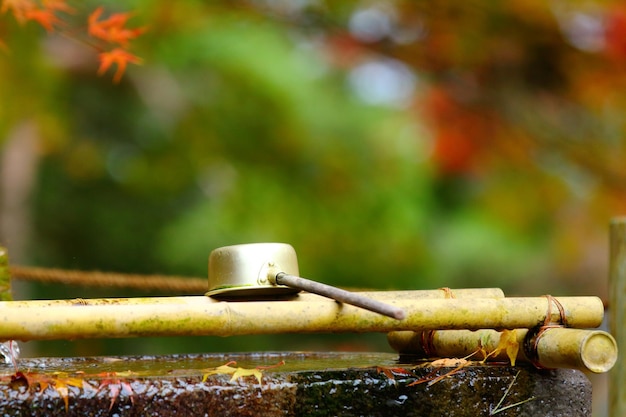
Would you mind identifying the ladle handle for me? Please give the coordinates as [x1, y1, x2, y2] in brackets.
[274, 273, 406, 320]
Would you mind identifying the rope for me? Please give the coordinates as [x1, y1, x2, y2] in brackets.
[9, 265, 207, 294]
[523, 295, 569, 370]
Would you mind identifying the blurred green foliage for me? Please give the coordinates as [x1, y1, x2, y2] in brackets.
[1, 1, 624, 356]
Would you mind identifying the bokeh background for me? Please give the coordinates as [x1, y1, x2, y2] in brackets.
[1, 1, 624, 413]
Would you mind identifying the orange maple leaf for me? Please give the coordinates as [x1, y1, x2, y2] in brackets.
[24, 7, 58, 31]
[1, 0, 35, 23]
[42, 0, 73, 14]
[2, 0, 72, 32]
[21, 371, 92, 411]
[98, 48, 142, 83]
[88, 7, 130, 30]
[88, 6, 145, 47]
[50, 373, 90, 411]
[376, 366, 414, 381]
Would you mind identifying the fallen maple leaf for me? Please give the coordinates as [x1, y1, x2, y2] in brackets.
[377, 366, 414, 380]
[21, 371, 92, 411]
[408, 360, 470, 387]
[96, 371, 135, 410]
[407, 350, 481, 387]
[492, 330, 520, 366]
[51, 373, 90, 411]
[230, 367, 264, 385]
[429, 358, 470, 367]
[501, 330, 520, 366]
[9, 370, 28, 387]
[202, 360, 285, 385]
[201, 361, 236, 378]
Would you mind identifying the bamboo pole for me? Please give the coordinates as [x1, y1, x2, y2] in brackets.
[387, 328, 617, 373]
[4, 288, 505, 307]
[0, 294, 603, 341]
[610, 218, 626, 417]
[0, 247, 12, 301]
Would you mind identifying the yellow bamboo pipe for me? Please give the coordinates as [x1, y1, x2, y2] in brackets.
[610, 218, 626, 417]
[387, 328, 617, 373]
[0, 293, 603, 341]
[6, 287, 505, 306]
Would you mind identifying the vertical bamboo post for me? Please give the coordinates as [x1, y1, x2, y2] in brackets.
[0, 247, 12, 301]
[609, 218, 626, 417]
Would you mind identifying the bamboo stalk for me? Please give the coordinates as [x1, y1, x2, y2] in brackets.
[0, 294, 603, 341]
[5, 288, 505, 307]
[341, 288, 505, 300]
[387, 328, 617, 373]
[610, 218, 626, 417]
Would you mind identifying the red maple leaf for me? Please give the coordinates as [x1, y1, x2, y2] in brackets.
[42, 0, 73, 14]
[96, 372, 134, 410]
[98, 48, 142, 83]
[88, 6, 145, 47]
[24, 7, 58, 31]
[1, 0, 35, 23]
[2, 0, 72, 32]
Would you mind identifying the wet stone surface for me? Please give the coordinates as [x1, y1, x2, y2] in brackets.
[0, 352, 591, 416]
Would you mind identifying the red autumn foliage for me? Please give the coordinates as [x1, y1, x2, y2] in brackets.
[23, 7, 59, 31]
[0, 0, 144, 83]
[421, 86, 494, 175]
[1, 0, 33, 23]
[604, 5, 626, 63]
[88, 7, 146, 48]
[1, 0, 71, 31]
[98, 48, 143, 84]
